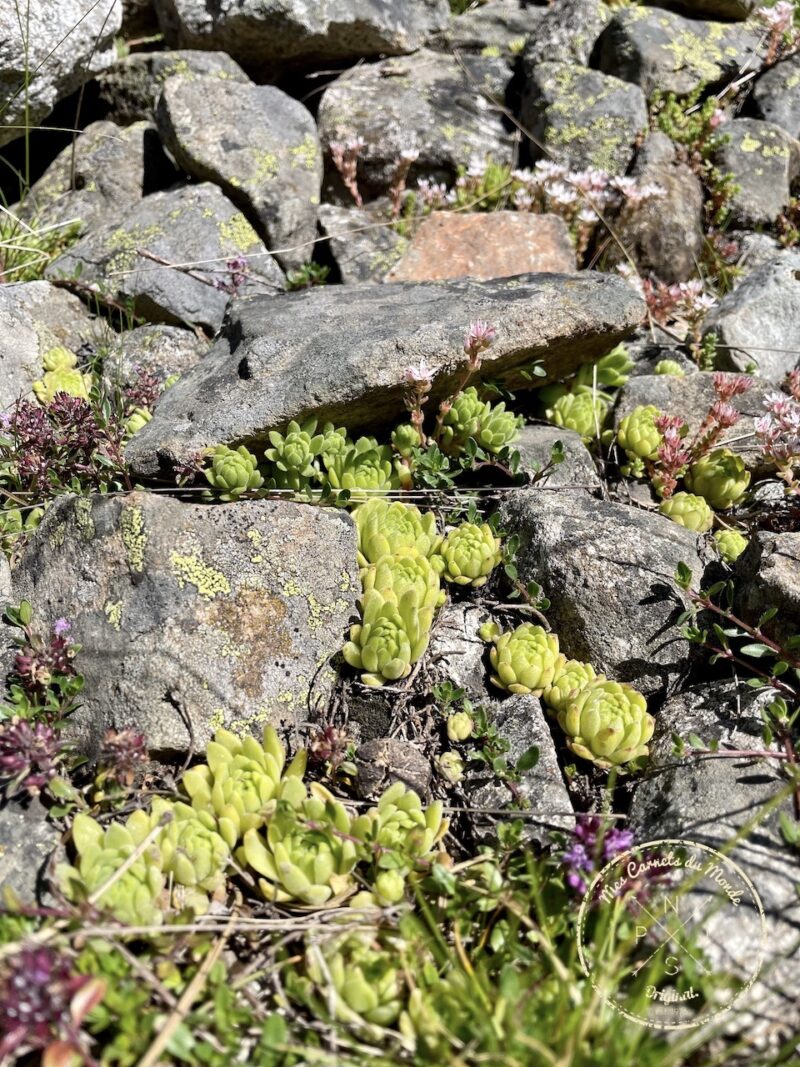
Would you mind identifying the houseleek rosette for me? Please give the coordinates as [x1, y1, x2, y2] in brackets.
[203, 444, 264, 499]
[342, 588, 433, 687]
[557, 678, 654, 768]
[488, 622, 565, 696]
[658, 491, 714, 532]
[433, 521, 502, 588]
[684, 447, 750, 510]
[354, 498, 441, 566]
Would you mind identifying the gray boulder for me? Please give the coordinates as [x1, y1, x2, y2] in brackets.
[97, 50, 250, 125]
[46, 183, 286, 333]
[12, 493, 360, 754]
[156, 77, 322, 271]
[125, 271, 645, 478]
[650, 0, 757, 16]
[0, 283, 93, 413]
[712, 119, 800, 228]
[105, 324, 209, 389]
[703, 251, 800, 383]
[318, 50, 513, 196]
[514, 424, 601, 489]
[615, 371, 776, 474]
[430, 0, 538, 55]
[498, 489, 705, 695]
[318, 203, 408, 284]
[521, 0, 610, 67]
[153, 0, 450, 73]
[594, 8, 760, 97]
[521, 62, 648, 176]
[0, 797, 61, 905]
[630, 683, 800, 1050]
[0, 0, 123, 148]
[355, 738, 431, 799]
[752, 53, 800, 140]
[735, 531, 800, 647]
[16, 120, 177, 235]
[603, 132, 705, 283]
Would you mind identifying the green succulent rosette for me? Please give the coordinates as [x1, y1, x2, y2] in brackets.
[241, 782, 359, 906]
[391, 423, 422, 458]
[654, 359, 686, 377]
[714, 528, 748, 563]
[354, 499, 441, 567]
[124, 407, 152, 436]
[488, 622, 565, 696]
[546, 392, 608, 442]
[658, 491, 714, 532]
[433, 521, 502, 588]
[352, 782, 447, 897]
[362, 548, 444, 613]
[323, 436, 401, 500]
[32, 347, 92, 405]
[439, 387, 490, 453]
[574, 344, 634, 390]
[342, 587, 433, 687]
[149, 797, 230, 899]
[616, 405, 663, 465]
[542, 659, 597, 715]
[182, 725, 307, 847]
[264, 418, 325, 490]
[473, 401, 524, 454]
[295, 930, 408, 1034]
[684, 447, 750, 510]
[203, 444, 265, 500]
[557, 678, 653, 768]
[57, 812, 165, 926]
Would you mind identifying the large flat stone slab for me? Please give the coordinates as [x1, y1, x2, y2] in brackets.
[125, 272, 645, 478]
[12, 493, 360, 754]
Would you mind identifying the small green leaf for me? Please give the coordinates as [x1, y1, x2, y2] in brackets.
[517, 746, 540, 772]
[740, 643, 773, 659]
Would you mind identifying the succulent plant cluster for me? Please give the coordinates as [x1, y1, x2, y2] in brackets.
[485, 624, 651, 767]
[31, 347, 92, 406]
[541, 345, 633, 443]
[58, 725, 448, 923]
[438, 387, 523, 456]
[345, 501, 502, 687]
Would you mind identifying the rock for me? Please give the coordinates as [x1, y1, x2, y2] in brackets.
[514, 424, 601, 489]
[733, 231, 783, 277]
[626, 326, 698, 377]
[467, 694, 574, 845]
[522, 0, 610, 67]
[16, 121, 177, 235]
[734, 531, 799, 647]
[156, 77, 322, 271]
[594, 8, 760, 98]
[153, 0, 450, 74]
[122, 0, 158, 37]
[0, 0, 123, 149]
[0, 554, 10, 606]
[0, 283, 93, 411]
[521, 62, 648, 176]
[712, 119, 800, 228]
[630, 683, 800, 1050]
[318, 203, 408, 284]
[615, 371, 776, 474]
[0, 797, 60, 904]
[429, 601, 494, 698]
[385, 211, 576, 282]
[97, 50, 250, 125]
[752, 53, 800, 140]
[355, 738, 432, 799]
[429, 0, 537, 55]
[603, 133, 705, 284]
[498, 489, 704, 695]
[318, 50, 513, 197]
[650, 0, 757, 17]
[125, 271, 645, 478]
[46, 183, 286, 333]
[105, 324, 209, 389]
[12, 492, 360, 754]
[703, 251, 800, 383]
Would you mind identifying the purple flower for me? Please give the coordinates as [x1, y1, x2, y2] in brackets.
[53, 618, 71, 637]
[0, 718, 62, 796]
[562, 815, 634, 897]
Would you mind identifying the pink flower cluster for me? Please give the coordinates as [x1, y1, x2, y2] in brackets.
[512, 160, 664, 225]
[637, 277, 718, 328]
[755, 374, 800, 490]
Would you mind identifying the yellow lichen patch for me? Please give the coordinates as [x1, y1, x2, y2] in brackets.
[209, 707, 226, 732]
[290, 134, 319, 172]
[219, 212, 262, 254]
[740, 133, 761, 153]
[253, 149, 279, 182]
[171, 550, 231, 600]
[120, 505, 147, 573]
[106, 223, 162, 274]
[73, 497, 95, 542]
[104, 599, 123, 631]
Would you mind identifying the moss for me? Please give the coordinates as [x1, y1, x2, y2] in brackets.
[290, 134, 319, 172]
[73, 497, 95, 542]
[218, 212, 262, 254]
[104, 599, 123, 631]
[171, 549, 231, 599]
[120, 504, 147, 573]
